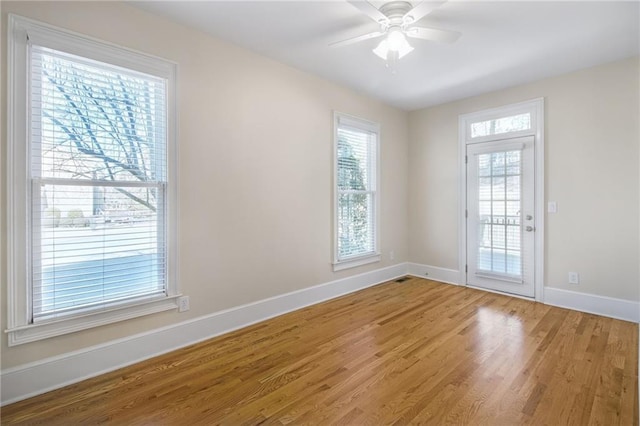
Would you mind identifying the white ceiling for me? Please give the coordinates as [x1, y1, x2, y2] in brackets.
[132, 1, 640, 111]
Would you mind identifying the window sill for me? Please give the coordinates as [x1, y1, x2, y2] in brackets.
[5, 295, 181, 346]
[333, 254, 381, 272]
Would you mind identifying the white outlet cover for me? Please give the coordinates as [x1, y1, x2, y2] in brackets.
[178, 296, 190, 312]
[548, 201, 557, 213]
[568, 272, 579, 284]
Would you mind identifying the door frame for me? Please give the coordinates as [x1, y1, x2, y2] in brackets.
[458, 98, 545, 301]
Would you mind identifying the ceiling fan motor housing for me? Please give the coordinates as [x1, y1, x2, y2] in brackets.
[379, 1, 414, 29]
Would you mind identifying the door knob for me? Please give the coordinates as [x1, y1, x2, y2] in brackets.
[525, 226, 534, 232]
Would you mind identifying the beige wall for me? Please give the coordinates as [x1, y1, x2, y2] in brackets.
[409, 57, 640, 302]
[2, 0, 637, 375]
[0, 2, 409, 369]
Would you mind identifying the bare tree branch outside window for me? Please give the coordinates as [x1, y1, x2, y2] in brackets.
[38, 50, 163, 216]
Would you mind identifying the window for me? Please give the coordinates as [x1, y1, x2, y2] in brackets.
[466, 107, 534, 143]
[333, 112, 380, 271]
[470, 113, 531, 139]
[7, 16, 178, 345]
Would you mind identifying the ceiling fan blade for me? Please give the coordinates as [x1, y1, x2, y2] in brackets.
[347, 1, 389, 24]
[329, 31, 386, 48]
[405, 26, 461, 43]
[403, 1, 447, 24]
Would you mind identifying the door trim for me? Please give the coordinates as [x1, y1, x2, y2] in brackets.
[458, 98, 545, 301]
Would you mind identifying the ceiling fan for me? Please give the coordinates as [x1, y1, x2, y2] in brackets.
[331, 1, 460, 63]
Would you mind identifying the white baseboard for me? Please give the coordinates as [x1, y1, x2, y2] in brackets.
[0, 262, 409, 406]
[544, 286, 640, 324]
[408, 263, 639, 324]
[408, 262, 460, 285]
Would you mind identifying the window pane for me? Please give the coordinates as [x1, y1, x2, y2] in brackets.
[470, 113, 531, 138]
[33, 184, 165, 320]
[337, 193, 374, 259]
[337, 127, 373, 191]
[32, 46, 166, 183]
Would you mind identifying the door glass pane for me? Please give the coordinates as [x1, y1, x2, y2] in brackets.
[478, 155, 491, 176]
[506, 151, 521, 174]
[476, 150, 522, 277]
[506, 176, 520, 200]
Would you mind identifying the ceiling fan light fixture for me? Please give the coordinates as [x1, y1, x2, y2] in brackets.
[373, 33, 414, 60]
[372, 39, 388, 59]
[387, 28, 406, 51]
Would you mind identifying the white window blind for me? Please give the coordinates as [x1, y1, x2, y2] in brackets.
[30, 45, 168, 321]
[335, 116, 378, 263]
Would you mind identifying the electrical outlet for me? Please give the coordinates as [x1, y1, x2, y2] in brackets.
[389, 251, 395, 260]
[178, 296, 190, 312]
[568, 272, 579, 285]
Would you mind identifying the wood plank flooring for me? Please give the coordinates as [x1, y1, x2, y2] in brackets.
[2, 277, 638, 425]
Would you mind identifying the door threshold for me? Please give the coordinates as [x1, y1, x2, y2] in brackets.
[466, 284, 536, 302]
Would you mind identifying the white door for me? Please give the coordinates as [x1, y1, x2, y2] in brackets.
[466, 136, 535, 297]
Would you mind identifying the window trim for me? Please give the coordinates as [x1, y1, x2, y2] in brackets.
[332, 112, 381, 271]
[6, 15, 180, 346]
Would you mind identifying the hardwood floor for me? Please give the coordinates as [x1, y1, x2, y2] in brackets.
[2, 277, 638, 425]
